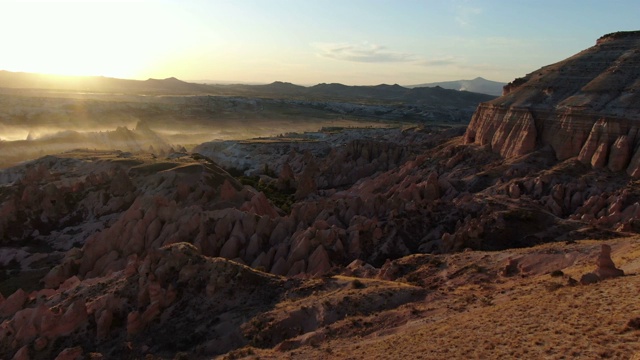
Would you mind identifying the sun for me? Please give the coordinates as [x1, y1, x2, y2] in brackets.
[0, 2, 186, 79]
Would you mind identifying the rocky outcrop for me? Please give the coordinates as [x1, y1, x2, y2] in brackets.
[0, 243, 290, 358]
[580, 244, 624, 284]
[594, 244, 624, 279]
[464, 31, 640, 176]
[4, 115, 640, 358]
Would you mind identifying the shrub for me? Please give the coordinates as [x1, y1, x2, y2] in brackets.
[350, 279, 365, 289]
[550, 270, 564, 277]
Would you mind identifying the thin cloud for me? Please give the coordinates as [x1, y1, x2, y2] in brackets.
[455, 5, 482, 27]
[418, 56, 458, 67]
[464, 63, 503, 72]
[416, 55, 503, 74]
[315, 42, 416, 63]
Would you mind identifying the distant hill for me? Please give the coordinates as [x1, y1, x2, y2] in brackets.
[0, 71, 210, 94]
[407, 77, 506, 96]
[0, 70, 496, 105]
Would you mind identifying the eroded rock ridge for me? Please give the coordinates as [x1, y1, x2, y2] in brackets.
[464, 31, 640, 176]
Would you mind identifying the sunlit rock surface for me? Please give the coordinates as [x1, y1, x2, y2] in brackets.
[464, 31, 640, 176]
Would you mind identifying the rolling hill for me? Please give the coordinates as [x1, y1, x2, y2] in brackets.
[408, 77, 506, 96]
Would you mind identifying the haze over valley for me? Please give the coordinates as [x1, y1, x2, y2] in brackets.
[0, 70, 495, 168]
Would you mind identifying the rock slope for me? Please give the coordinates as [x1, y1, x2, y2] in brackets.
[1, 125, 640, 358]
[464, 31, 640, 176]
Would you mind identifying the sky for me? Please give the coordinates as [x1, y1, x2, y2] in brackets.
[1, 0, 639, 85]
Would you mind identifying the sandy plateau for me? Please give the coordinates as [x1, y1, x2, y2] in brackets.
[3, 32, 640, 359]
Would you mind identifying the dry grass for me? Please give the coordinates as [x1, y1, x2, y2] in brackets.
[236, 237, 640, 360]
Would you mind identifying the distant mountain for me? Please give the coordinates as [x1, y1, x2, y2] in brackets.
[0, 70, 496, 105]
[189, 80, 267, 85]
[301, 82, 496, 107]
[253, 81, 307, 94]
[407, 77, 506, 96]
[142, 77, 210, 93]
[307, 83, 408, 100]
[0, 71, 210, 94]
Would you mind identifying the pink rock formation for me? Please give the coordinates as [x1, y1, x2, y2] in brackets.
[34, 337, 48, 352]
[220, 179, 240, 202]
[0, 289, 26, 317]
[594, 244, 624, 279]
[590, 142, 609, 168]
[96, 310, 113, 340]
[608, 135, 631, 171]
[580, 244, 624, 284]
[12, 346, 30, 360]
[54, 347, 83, 360]
[307, 245, 331, 276]
[277, 161, 296, 190]
[500, 258, 520, 277]
[295, 168, 318, 200]
[126, 311, 142, 336]
[464, 31, 640, 176]
[58, 299, 89, 337]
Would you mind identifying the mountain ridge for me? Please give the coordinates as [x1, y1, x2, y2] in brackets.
[0, 70, 498, 101]
[407, 76, 506, 96]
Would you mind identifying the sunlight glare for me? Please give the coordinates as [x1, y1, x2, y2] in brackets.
[1, 2, 195, 79]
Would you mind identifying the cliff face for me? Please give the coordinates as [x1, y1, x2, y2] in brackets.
[464, 31, 640, 176]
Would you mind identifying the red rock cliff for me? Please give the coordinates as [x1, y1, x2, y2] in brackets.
[464, 31, 640, 176]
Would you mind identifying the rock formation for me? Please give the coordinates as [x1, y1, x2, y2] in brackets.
[580, 243, 624, 284]
[594, 244, 624, 279]
[0, 123, 639, 358]
[464, 31, 640, 176]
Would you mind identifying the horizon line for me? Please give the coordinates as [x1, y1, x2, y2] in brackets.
[0, 69, 507, 88]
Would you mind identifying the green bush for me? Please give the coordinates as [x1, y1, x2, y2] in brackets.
[238, 176, 295, 213]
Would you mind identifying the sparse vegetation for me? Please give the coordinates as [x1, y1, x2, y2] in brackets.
[350, 279, 366, 289]
[624, 317, 640, 331]
[238, 175, 295, 213]
[544, 281, 564, 292]
[550, 269, 564, 277]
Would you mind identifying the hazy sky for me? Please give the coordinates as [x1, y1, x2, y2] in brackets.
[1, 0, 638, 85]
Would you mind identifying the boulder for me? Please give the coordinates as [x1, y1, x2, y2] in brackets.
[580, 272, 601, 285]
